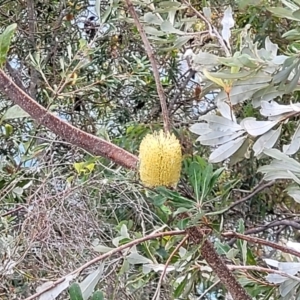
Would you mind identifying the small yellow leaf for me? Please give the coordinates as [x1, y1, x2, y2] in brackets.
[4, 124, 13, 137]
[74, 162, 84, 174]
[73, 162, 95, 174]
[203, 69, 226, 88]
[231, 66, 240, 74]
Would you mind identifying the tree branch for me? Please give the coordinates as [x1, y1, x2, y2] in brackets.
[0, 70, 138, 170]
[225, 219, 300, 246]
[227, 264, 300, 283]
[224, 180, 275, 213]
[246, 219, 300, 235]
[26, 0, 38, 99]
[125, 0, 170, 132]
[223, 231, 300, 259]
[187, 225, 251, 300]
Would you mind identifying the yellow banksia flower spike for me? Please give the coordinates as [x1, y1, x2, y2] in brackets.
[139, 130, 182, 188]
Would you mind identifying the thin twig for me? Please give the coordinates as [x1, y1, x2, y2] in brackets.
[227, 264, 300, 283]
[182, 0, 231, 57]
[169, 69, 196, 113]
[223, 231, 300, 259]
[198, 279, 220, 299]
[245, 219, 300, 234]
[226, 218, 300, 246]
[152, 234, 189, 300]
[125, 0, 170, 132]
[224, 180, 275, 213]
[26, 0, 38, 99]
[24, 230, 185, 300]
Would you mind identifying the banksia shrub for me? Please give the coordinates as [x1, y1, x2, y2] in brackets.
[139, 130, 182, 188]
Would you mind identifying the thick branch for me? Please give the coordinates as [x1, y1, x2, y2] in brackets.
[125, 0, 170, 132]
[187, 226, 251, 300]
[0, 70, 138, 169]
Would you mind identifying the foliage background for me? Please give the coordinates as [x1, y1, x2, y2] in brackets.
[2, 0, 300, 299]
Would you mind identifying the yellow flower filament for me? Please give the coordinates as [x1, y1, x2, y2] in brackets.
[139, 130, 182, 188]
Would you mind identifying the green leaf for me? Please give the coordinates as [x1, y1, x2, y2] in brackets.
[280, 279, 299, 297]
[210, 70, 253, 79]
[286, 186, 300, 203]
[198, 130, 245, 146]
[155, 186, 196, 209]
[173, 36, 191, 49]
[253, 126, 282, 157]
[246, 247, 257, 265]
[144, 12, 163, 25]
[209, 136, 247, 163]
[268, 7, 300, 21]
[215, 240, 231, 255]
[79, 266, 104, 300]
[69, 283, 84, 300]
[174, 275, 188, 297]
[119, 259, 130, 275]
[252, 86, 284, 108]
[0, 23, 17, 67]
[120, 224, 129, 238]
[241, 118, 278, 136]
[94, 244, 114, 253]
[263, 149, 300, 172]
[283, 29, 300, 40]
[160, 20, 184, 34]
[292, 0, 300, 7]
[215, 74, 271, 105]
[236, 54, 259, 68]
[91, 291, 104, 300]
[95, 0, 100, 21]
[101, 0, 113, 25]
[193, 51, 220, 66]
[260, 100, 295, 117]
[176, 218, 189, 229]
[151, 192, 168, 206]
[158, 1, 181, 8]
[293, 9, 300, 19]
[273, 61, 296, 84]
[127, 252, 152, 264]
[238, 218, 245, 234]
[287, 70, 300, 94]
[1, 105, 30, 123]
[199, 114, 242, 132]
[144, 26, 165, 36]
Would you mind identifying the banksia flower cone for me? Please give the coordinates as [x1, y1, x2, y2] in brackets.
[139, 130, 182, 188]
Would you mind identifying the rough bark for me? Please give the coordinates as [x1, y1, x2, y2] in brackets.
[0, 70, 138, 169]
[187, 226, 251, 300]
